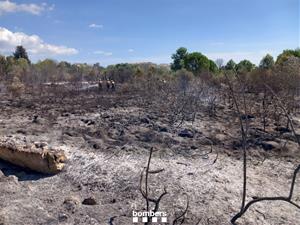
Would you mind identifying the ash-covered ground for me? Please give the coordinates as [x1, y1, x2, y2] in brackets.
[0, 90, 299, 225]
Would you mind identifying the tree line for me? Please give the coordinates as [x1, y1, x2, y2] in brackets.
[171, 47, 300, 74]
[0, 45, 299, 95]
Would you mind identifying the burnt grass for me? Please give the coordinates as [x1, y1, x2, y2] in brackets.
[0, 88, 299, 225]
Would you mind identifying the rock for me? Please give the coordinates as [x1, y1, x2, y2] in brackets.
[58, 213, 68, 222]
[159, 126, 168, 132]
[261, 141, 280, 151]
[0, 136, 66, 174]
[32, 115, 38, 123]
[16, 129, 26, 135]
[7, 175, 19, 184]
[141, 117, 150, 124]
[178, 129, 194, 138]
[275, 127, 291, 133]
[82, 197, 97, 205]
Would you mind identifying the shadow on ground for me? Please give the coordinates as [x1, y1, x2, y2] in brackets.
[0, 159, 51, 181]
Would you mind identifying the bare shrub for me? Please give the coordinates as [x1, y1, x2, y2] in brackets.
[139, 147, 189, 225]
[8, 76, 25, 97]
[225, 71, 300, 225]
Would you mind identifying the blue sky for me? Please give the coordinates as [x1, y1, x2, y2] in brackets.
[0, 0, 299, 66]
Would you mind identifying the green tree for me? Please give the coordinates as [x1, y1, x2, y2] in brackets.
[171, 47, 188, 71]
[209, 60, 218, 73]
[35, 59, 58, 82]
[15, 58, 30, 81]
[58, 61, 72, 70]
[236, 60, 255, 73]
[5, 58, 30, 84]
[13, 46, 30, 63]
[16, 58, 30, 69]
[184, 52, 210, 74]
[225, 59, 236, 71]
[259, 54, 274, 69]
[276, 48, 300, 65]
[105, 63, 137, 83]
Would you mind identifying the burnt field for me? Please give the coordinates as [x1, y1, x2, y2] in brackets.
[0, 81, 299, 225]
[0, 1, 299, 224]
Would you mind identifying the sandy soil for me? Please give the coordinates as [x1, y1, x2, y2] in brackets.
[0, 91, 299, 225]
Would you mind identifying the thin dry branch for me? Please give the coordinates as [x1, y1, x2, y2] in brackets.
[148, 168, 165, 174]
[172, 194, 189, 225]
[231, 164, 300, 224]
[139, 147, 169, 224]
[225, 73, 248, 211]
[230, 83, 300, 224]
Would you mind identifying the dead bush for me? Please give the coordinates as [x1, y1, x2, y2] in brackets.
[8, 76, 25, 97]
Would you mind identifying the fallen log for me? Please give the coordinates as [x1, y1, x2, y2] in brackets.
[0, 136, 66, 174]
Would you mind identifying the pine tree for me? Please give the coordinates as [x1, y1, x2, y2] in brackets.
[13, 46, 30, 63]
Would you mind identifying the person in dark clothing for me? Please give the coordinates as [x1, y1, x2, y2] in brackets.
[106, 79, 111, 91]
[110, 80, 115, 91]
[98, 79, 103, 91]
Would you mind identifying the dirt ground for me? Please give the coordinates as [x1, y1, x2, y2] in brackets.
[0, 90, 299, 225]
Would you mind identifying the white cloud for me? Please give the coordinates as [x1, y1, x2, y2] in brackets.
[128, 49, 134, 53]
[89, 23, 103, 29]
[0, 27, 78, 56]
[0, 0, 54, 15]
[93, 50, 112, 56]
